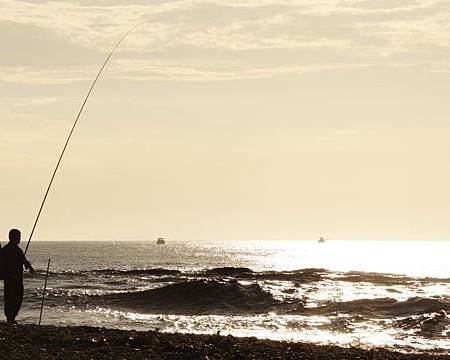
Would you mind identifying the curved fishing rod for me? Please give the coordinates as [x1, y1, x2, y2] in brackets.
[24, 22, 145, 255]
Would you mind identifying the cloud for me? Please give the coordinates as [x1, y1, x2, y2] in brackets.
[109, 59, 370, 81]
[1, 97, 61, 107]
[0, 66, 92, 84]
[0, 1, 351, 52]
[0, 60, 371, 84]
[0, 0, 449, 84]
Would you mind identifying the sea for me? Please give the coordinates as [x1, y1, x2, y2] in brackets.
[1, 240, 449, 353]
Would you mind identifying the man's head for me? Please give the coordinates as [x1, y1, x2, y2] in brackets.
[9, 229, 21, 245]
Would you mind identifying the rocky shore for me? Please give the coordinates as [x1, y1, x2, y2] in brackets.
[0, 323, 448, 360]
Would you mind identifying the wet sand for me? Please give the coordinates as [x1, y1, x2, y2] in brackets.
[0, 323, 448, 359]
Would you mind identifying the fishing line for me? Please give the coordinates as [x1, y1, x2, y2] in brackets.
[24, 22, 146, 255]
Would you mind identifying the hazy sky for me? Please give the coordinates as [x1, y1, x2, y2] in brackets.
[1, 0, 450, 241]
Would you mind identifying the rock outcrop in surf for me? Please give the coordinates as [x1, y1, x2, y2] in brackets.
[96, 280, 280, 315]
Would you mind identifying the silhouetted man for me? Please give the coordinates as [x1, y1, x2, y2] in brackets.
[0, 229, 34, 324]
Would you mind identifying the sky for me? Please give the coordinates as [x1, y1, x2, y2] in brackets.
[1, 0, 450, 241]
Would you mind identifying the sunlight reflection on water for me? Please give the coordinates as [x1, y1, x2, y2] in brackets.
[13, 240, 450, 353]
[230, 240, 449, 277]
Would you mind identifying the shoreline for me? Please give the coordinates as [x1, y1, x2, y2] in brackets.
[0, 323, 448, 359]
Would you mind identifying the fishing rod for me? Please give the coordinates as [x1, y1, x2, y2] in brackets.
[24, 22, 146, 255]
[38, 259, 51, 325]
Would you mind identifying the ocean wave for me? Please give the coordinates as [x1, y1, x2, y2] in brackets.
[295, 297, 450, 318]
[32, 267, 328, 284]
[37, 266, 450, 286]
[90, 268, 182, 276]
[34, 268, 182, 278]
[204, 267, 254, 277]
[334, 271, 450, 286]
[93, 280, 280, 315]
[30, 267, 449, 287]
[255, 268, 328, 283]
[396, 310, 449, 338]
[202, 267, 328, 284]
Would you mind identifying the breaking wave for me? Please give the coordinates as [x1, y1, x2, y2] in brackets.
[333, 271, 450, 286]
[34, 266, 449, 286]
[204, 267, 254, 277]
[90, 268, 182, 276]
[396, 310, 450, 338]
[296, 297, 450, 318]
[94, 280, 280, 315]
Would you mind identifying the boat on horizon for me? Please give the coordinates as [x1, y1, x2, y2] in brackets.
[156, 237, 165, 245]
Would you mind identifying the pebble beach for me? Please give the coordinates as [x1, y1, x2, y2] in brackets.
[0, 323, 448, 360]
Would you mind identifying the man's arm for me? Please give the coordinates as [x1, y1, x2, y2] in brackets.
[20, 248, 34, 273]
[24, 259, 34, 273]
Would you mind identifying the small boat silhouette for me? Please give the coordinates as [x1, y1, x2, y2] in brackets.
[156, 237, 165, 245]
[318, 237, 326, 243]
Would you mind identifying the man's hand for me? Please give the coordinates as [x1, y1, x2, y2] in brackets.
[25, 261, 34, 273]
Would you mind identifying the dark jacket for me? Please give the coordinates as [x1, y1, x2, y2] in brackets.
[0, 243, 29, 281]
